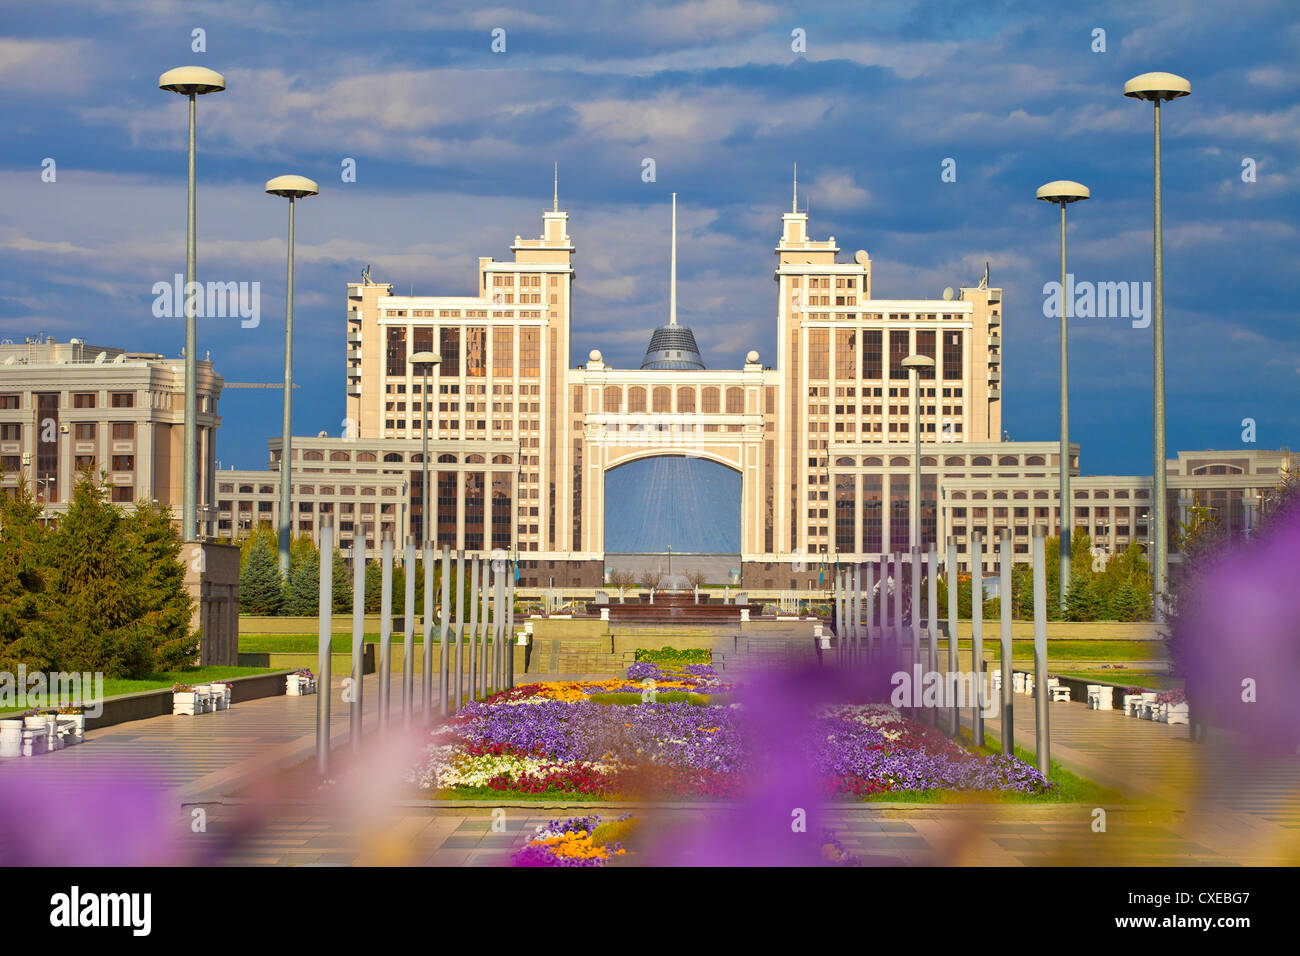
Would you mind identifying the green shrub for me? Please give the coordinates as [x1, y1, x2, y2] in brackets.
[633, 646, 711, 665]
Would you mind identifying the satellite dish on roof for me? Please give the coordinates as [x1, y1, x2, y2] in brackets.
[112, 353, 127, 364]
[942, 287, 954, 301]
[94, 352, 107, 364]
[3, 356, 14, 366]
[854, 250, 870, 265]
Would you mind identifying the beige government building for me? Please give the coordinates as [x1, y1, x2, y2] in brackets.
[208, 190, 1291, 588]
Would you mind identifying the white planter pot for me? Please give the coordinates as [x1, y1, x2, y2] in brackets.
[1166, 702, 1189, 726]
[173, 692, 199, 716]
[23, 715, 47, 730]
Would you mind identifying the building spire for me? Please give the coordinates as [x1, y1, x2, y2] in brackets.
[553, 162, 559, 212]
[792, 162, 798, 214]
[669, 192, 677, 326]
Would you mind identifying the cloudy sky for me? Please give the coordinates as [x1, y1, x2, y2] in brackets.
[2, 0, 1296, 478]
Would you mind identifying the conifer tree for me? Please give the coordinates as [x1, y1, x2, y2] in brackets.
[282, 552, 320, 616]
[124, 497, 196, 670]
[240, 536, 283, 614]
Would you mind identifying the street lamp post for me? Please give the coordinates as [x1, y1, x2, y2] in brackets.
[159, 66, 225, 540]
[265, 175, 319, 579]
[901, 354, 936, 552]
[1125, 72, 1190, 622]
[409, 351, 442, 546]
[1037, 180, 1090, 612]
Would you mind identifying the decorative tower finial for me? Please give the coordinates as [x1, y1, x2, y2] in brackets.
[553, 162, 559, 212]
[792, 162, 798, 214]
[669, 192, 677, 326]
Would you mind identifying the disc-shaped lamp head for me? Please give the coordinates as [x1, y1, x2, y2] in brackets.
[1123, 72, 1191, 102]
[265, 175, 319, 199]
[1036, 180, 1090, 204]
[158, 66, 226, 95]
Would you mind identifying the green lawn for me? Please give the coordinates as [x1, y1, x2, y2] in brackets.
[0, 665, 278, 715]
[940, 639, 1162, 663]
[1054, 669, 1178, 690]
[239, 632, 460, 653]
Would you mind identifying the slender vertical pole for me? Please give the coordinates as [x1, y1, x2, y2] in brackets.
[1033, 525, 1051, 777]
[910, 546, 921, 665]
[852, 563, 861, 657]
[946, 537, 959, 737]
[971, 531, 984, 747]
[892, 552, 903, 646]
[927, 543, 938, 725]
[316, 518, 333, 775]
[439, 545, 450, 716]
[183, 92, 198, 542]
[422, 366, 431, 549]
[1151, 98, 1168, 621]
[865, 561, 875, 656]
[422, 540, 433, 717]
[1059, 199, 1071, 612]
[506, 568, 516, 687]
[278, 195, 296, 579]
[495, 563, 505, 690]
[453, 550, 464, 710]
[910, 368, 921, 550]
[473, 554, 483, 702]
[402, 537, 415, 724]
[479, 559, 491, 697]
[350, 539, 365, 751]
[378, 531, 393, 733]
[999, 529, 1014, 754]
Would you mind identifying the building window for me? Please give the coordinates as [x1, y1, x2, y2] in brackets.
[0, 395, 18, 410]
[439, 327, 461, 377]
[73, 393, 97, 408]
[916, 330, 936, 379]
[603, 386, 622, 413]
[111, 455, 134, 471]
[492, 327, 513, 376]
[862, 329, 882, 380]
[627, 387, 645, 412]
[111, 392, 134, 408]
[111, 422, 134, 441]
[808, 328, 829, 379]
[835, 329, 856, 379]
[889, 330, 909, 380]
[385, 326, 407, 377]
[943, 330, 962, 380]
[677, 387, 695, 412]
[519, 328, 539, 378]
[653, 386, 671, 413]
[702, 387, 719, 413]
[725, 387, 744, 414]
[466, 327, 486, 378]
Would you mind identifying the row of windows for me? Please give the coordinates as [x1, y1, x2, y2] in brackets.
[0, 391, 136, 409]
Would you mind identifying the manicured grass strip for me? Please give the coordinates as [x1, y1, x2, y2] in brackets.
[1054, 670, 1178, 690]
[587, 691, 714, 706]
[0, 666, 277, 715]
[939, 639, 1164, 662]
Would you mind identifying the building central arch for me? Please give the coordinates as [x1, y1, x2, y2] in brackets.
[603, 454, 741, 554]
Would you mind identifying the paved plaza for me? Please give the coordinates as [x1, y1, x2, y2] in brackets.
[2, 666, 1297, 866]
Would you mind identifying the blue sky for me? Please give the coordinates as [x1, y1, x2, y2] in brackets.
[2, 0, 1297, 479]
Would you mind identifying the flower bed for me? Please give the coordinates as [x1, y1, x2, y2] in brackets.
[410, 680, 1053, 800]
[511, 813, 632, 867]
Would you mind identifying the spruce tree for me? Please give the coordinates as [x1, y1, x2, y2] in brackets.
[42, 473, 154, 677]
[124, 498, 196, 670]
[0, 481, 52, 671]
[332, 549, 353, 613]
[240, 537, 283, 615]
[283, 554, 320, 616]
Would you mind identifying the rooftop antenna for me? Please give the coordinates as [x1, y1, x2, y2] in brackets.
[669, 192, 677, 326]
[553, 162, 559, 212]
[792, 162, 798, 213]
